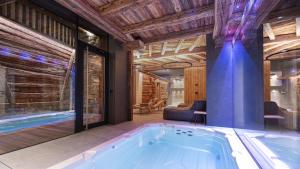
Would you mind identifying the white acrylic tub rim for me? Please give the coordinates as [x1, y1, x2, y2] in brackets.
[0, 111, 74, 124]
[48, 123, 259, 169]
[243, 132, 300, 169]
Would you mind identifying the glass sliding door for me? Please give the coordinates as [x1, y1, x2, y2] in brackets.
[83, 46, 105, 128]
[0, 1, 76, 154]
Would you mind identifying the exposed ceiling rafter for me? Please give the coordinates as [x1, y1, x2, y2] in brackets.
[189, 36, 202, 51]
[175, 39, 184, 53]
[264, 23, 275, 40]
[144, 25, 213, 45]
[98, 0, 158, 16]
[123, 4, 214, 34]
[161, 42, 168, 55]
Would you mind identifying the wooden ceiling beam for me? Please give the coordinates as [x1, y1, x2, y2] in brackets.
[123, 4, 214, 34]
[171, 0, 182, 12]
[144, 25, 213, 44]
[297, 18, 300, 36]
[98, 0, 156, 16]
[142, 62, 205, 71]
[232, 0, 256, 44]
[213, 0, 234, 39]
[264, 43, 285, 52]
[177, 55, 201, 62]
[265, 40, 300, 56]
[264, 34, 300, 44]
[175, 39, 184, 53]
[148, 44, 152, 57]
[189, 36, 202, 51]
[161, 42, 168, 55]
[263, 23, 275, 40]
[56, 0, 130, 42]
[188, 54, 206, 61]
[135, 47, 205, 61]
[125, 40, 145, 50]
[266, 49, 300, 61]
[265, 7, 300, 24]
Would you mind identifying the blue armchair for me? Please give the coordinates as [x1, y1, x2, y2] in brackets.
[163, 100, 206, 122]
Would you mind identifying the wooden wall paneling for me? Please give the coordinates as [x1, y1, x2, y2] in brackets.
[25, 5, 29, 26]
[264, 60, 271, 101]
[0, 16, 74, 113]
[184, 67, 206, 105]
[0, 0, 75, 47]
[31, 8, 36, 29]
[141, 74, 155, 103]
[140, 72, 168, 105]
[10, 1, 15, 20]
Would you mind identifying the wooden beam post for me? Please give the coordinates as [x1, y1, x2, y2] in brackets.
[171, 0, 182, 12]
[175, 39, 184, 53]
[264, 23, 275, 40]
[148, 44, 152, 57]
[189, 36, 202, 51]
[161, 42, 168, 55]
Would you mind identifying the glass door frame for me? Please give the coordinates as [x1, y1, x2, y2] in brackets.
[75, 40, 109, 132]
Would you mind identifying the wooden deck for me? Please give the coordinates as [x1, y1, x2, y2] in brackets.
[0, 120, 74, 155]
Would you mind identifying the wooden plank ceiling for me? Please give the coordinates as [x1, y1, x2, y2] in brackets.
[56, 0, 214, 44]
[134, 36, 207, 71]
[263, 0, 300, 61]
[55, 0, 214, 71]
[55, 0, 299, 71]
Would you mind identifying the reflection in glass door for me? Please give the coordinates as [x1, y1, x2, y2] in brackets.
[83, 47, 105, 128]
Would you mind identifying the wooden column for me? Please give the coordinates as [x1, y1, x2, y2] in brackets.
[184, 67, 206, 105]
[264, 60, 271, 101]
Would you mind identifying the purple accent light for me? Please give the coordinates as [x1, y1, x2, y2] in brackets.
[36, 55, 46, 63]
[0, 48, 11, 56]
[20, 51, 31, 60]
[291, 68, 297, 74]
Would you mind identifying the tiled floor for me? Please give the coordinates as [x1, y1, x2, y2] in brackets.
[0, 113, 193, 169]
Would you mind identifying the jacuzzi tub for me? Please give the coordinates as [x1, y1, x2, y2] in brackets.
[49, 123, 258, 169]
[244, 132, 300, 169]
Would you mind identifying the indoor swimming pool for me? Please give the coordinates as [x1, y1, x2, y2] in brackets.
[49, 124, 258, 169]
[0, 111, 74, 134]
[244, 133, 300, 169]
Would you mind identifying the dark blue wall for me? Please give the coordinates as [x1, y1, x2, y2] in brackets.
[206, 31, 264, 129]
[206, 41, 234, 127]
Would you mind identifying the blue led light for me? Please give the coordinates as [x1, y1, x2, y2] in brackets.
[20, 51, 31, 60]
[36, 55, 46, 63]
[0, 48, 10, 56]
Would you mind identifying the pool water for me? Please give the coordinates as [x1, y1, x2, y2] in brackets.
[60, 125, 257, 169]
[257, 135, 300, 169]
[0, 111, 74, 134]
